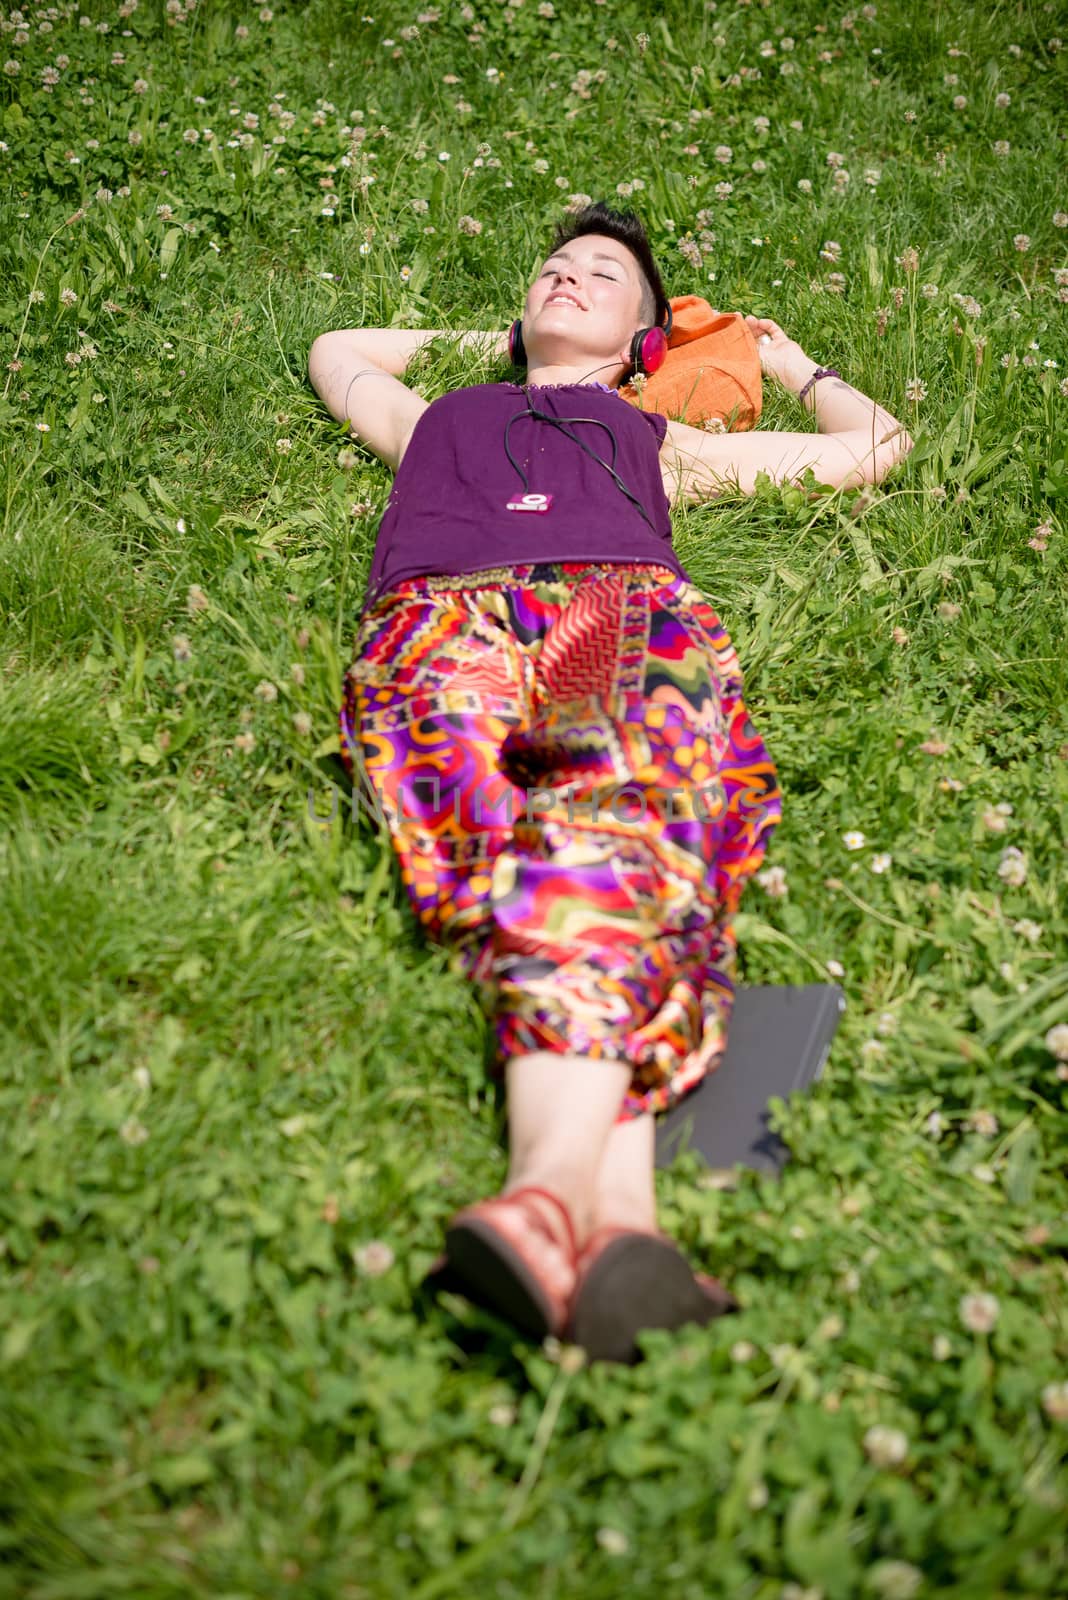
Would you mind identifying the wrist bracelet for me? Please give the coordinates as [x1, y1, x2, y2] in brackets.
[798, 366, 840, 405]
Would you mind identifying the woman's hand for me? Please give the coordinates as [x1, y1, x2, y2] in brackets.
[744, 315, 816, 395]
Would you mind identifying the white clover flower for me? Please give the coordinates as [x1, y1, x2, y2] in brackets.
[353, 1240, 395, 1276]
[965, 1109, 999, 1137]
[997, 846, 1027, 887]
[932, 1334, 952, 1361]
[595, 1527, 628, 1555]
[826, 959, 845, 979]
[730, 1339, 757, 1362]
[1041, 1381, 1068, 1422]
[746, 1479, 769, 1509]
[960, 1292, 999, 1332]
[292, 711, 312, 736]
[1045, 1023, 1068, 1061]
[755, 864, 788, 898]
[863, 1424, 909, 1468]
[867, 1560, 924, 1600]
[488, 1402, 516, 1426]
[119, 1116, 149, 1146]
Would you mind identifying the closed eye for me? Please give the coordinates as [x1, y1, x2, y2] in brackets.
[540, 267, 621, 282]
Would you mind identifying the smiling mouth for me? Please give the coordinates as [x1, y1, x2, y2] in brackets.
[545, 295, 583, 310]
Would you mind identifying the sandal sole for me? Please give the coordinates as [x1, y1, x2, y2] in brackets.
[444, 1215, 560, 1339]
[570, 1235, 734, 1364]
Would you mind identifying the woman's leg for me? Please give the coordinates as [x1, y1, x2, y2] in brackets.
[587, 1113, 657, 1234]
[502, 1051, 633, 1243]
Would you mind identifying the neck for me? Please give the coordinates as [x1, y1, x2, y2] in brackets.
[524, 356, 629, 388]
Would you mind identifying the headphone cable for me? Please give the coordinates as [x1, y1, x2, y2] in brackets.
[503, 401, 657, 533]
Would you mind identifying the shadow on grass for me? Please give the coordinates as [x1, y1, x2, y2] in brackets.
[414, 1267, 550, 1380]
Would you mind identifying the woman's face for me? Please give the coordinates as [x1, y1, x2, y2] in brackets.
[522, 232, 646, 369]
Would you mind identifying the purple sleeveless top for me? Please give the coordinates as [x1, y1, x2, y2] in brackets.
[363, 382, 686, 606]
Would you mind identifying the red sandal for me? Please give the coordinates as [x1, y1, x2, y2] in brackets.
[444, 1186, 579, 1339]
[567, 1226, 741, 1365]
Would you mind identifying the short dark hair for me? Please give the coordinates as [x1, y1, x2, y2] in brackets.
[550, 201, 670, 331]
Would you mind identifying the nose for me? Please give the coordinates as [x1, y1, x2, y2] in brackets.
[549, 257, 585, 296]
[544, 262, 584, 304]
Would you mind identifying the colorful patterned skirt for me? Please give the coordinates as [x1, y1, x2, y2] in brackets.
[340, 562, 781, 1121]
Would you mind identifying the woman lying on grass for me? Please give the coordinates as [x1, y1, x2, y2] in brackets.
[309, 202, 911, 1363]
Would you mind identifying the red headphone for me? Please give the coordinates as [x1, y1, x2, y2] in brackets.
[508, 302, 673, 377]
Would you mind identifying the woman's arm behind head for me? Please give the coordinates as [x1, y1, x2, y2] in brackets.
[661, 414, 913, 505]
[308, 330, 430, 472]
[308, 327, 509, 472]
[662, 318, 913, 506]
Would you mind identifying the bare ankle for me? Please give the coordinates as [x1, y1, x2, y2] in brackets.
[503, 1168, 596, 1245]
[590, 1186, 657, 1236]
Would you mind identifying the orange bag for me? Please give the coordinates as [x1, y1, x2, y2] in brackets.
[619, 295, 762, 430]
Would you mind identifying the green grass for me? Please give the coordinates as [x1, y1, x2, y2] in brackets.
[1, 1, 1066, 1596]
